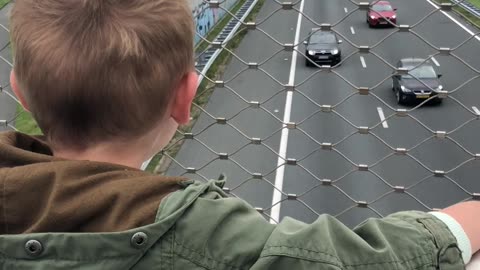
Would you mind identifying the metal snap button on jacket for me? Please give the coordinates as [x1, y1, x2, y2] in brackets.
[131, 232, 148, 248]
[25, 240, 43, 257]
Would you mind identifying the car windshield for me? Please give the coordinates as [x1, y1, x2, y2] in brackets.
[372, 4, 393, 12]
[404, 65, 437, 79]
[310, 33, 336, 44]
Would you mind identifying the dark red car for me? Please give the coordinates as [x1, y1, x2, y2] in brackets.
[367, 1, 397, 27]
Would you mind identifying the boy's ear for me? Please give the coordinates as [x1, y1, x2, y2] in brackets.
[10, 70, 30, 112]
[170, 71, 198, 125]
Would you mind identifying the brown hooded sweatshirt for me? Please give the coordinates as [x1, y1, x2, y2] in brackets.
[0, 131, 184, 234]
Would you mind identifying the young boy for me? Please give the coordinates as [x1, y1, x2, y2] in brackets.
[0, 0, 478, 269]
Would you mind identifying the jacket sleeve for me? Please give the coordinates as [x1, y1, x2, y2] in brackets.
[251, 211, 465, 270]
[173, 181, 464, 270]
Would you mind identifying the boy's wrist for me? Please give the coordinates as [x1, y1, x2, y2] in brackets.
[429, 211, 472, 264]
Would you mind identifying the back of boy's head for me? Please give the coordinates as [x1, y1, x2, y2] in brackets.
[10, 0, 194, 150]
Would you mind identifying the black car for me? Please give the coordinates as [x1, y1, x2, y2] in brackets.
[392, 58, 444, 105]
[304, 29, 342, 67]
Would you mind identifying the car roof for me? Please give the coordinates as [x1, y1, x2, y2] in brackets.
[400, 58, 432, 66]
[372, 1, 392, 5]
[310, 28, 335, 35]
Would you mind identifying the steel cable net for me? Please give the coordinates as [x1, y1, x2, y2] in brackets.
[2, 0, 480, 227]
[0, 1, 14, 132]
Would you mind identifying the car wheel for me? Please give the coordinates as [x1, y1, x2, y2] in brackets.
[396, 90, 404, 105]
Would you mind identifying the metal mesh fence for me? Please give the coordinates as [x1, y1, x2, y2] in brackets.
[1, 0, 480, 227]
[0, 2, 15, 132]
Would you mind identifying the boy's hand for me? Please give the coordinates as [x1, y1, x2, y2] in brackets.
[434, 201, 480, 266]
[442, 201, 480, 253]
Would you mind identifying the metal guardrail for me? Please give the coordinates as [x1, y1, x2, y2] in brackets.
[453, 0, 480, 17]
[196, 0, 257, 85]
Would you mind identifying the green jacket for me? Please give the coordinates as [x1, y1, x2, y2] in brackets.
[0, 179, 464, 269]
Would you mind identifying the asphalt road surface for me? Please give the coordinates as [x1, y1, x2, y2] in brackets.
[0, 3, 15, 132]
[169, 0, 480, 227]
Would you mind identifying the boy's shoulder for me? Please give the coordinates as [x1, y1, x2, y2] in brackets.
[0, 131, 185, 233]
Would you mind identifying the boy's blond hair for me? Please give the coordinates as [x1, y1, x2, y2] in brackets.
[10, 0, 194, 149]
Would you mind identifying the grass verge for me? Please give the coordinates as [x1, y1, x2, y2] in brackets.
[0, 0, 10, 9]
[149, 0, 266, 173]
[15, 105, 42, 135]
[440, 0, 480, 27]
[468, 0, 480, 8]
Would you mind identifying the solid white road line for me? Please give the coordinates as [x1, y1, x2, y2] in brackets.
[425, 0, 480, 42]
[344, 7, 348, 13]
[431, 57, 440, 67]
[360, 56, 367, 68]
[350, 26, 356, 35]
[472, 106, 480, 116]
[270, 0, 305, 224]
[377, 107, 389, 128]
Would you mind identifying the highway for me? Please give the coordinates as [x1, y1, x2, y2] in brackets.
[168, 0, 480, 227]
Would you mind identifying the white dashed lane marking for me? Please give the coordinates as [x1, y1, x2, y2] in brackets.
[350, 26, 355, 34]
[360, 56, 367, 68]
[431, 57, 440, 66]
[473, 106, 480, 116]
[377, 107, 389, 128]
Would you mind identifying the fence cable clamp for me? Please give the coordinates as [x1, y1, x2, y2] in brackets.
[358, 164, 369, 171]
[435, 131, 447, 139]
[358, 127, 370, 134]
[211, 42, 222, 49]
[248, 62, 258, 69]
[186, 167, 197, 174]
[208, 1, 220, 8]
[398, 25, 411, 32]
[249, 101, 260, 108]
[253, 173, 263, 179]
[251, 138, 262, 145]
[286, 158, 297, 165]
[358, 2, 370, 11]
[287, 194, 297, 200]
[357, 201, 369, 208]
[215, 80, 225, 87]
[358, 87, 369, 95]
[321, 179, 332, 185]
[440, 3, 453, 11]
[281, 2, 294, 10]
[321, 143, 333, 150]
[216, 118, 227, 124]
[246, 22, 257, 30]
